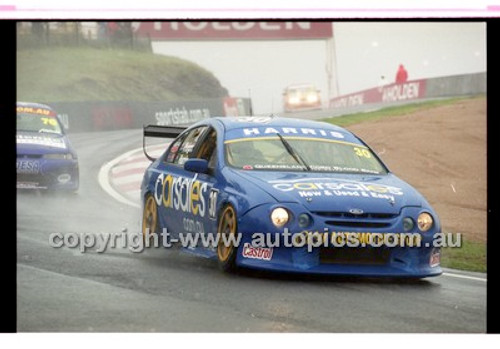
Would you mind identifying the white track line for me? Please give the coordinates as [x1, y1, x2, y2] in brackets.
[98, 146, 145, 209]
[442, 272, 487, 282]
[111, 173, 146, 187]
[111, 160, 150, 174]
[111, 173, 145, 186]
[99, 143, 169, 208]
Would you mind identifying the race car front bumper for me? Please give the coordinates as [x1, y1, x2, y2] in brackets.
[16, 157, 79, 191]
[235, 241, 442, 278]
[234, 203, 443, 278]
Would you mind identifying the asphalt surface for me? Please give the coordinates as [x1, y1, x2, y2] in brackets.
[17, 128, 487, 332]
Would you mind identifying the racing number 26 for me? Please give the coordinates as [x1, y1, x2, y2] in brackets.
[353, 147, 371, 158]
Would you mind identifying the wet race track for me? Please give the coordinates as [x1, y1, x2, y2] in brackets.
[17, 129, 486, 332]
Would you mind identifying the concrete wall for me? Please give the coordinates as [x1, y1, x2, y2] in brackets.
[425, 72, 486, 98]
[49, 97, 252, 133]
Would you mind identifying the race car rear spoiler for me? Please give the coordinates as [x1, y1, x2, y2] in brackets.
[143, 124, 187, 161]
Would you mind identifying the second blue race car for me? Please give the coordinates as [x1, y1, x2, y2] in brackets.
[141, 116, 442, 278]
[16, 102, 79, 191]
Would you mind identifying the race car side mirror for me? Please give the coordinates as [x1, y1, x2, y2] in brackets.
[184, 158, 209, 174]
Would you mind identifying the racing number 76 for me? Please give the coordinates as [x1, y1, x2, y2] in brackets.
[41, 117, 57, 127]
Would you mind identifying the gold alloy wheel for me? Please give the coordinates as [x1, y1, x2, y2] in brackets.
[142, 195, 158, 243]
[217, 205, 237, 263]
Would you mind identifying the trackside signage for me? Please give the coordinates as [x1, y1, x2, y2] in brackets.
[329, 79, 427, 109]
[132, 22, 333, 40]
[48, 98, 252, 132]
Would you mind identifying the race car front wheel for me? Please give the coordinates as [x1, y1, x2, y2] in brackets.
[217, 205, 238, 272]
[142, 194, 159, 245]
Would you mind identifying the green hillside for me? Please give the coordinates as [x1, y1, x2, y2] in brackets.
[17, 47, 228, 102]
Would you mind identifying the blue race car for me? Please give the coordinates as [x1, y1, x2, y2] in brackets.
[141, 116, 442, 278]
[16, 102, 79, 191]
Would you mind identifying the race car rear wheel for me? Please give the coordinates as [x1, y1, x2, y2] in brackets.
[217, 205, 238, 272]
[142, 194, 159, 245]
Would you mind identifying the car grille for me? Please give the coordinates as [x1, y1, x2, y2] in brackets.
[312, 211, 398, 229]
[324, 221, 391, 228]
[313, 211, 397, 219]
[319, 247, 390, 265]
[17, 173, 48, 186]
[17, 154, 43, 159]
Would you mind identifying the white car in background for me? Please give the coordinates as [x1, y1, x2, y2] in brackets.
[282, 83, 322, 113]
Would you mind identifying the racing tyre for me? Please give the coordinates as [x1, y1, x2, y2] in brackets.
[217, 205, 238, 272]
[72, 170, 80, 194]
[70, 175, 79, 194]
[142, 194, 159, 246]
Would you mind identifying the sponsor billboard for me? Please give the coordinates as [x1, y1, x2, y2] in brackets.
[329, 72, 486, 110]
[132, 22, 333, 40]
[329, 80, 427, 109]
[49, 98, 252, 132]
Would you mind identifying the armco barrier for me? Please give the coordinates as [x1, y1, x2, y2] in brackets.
[329, 72, 486, 111]
[49, 97, 252, 133]
[425, 73, 486, 98]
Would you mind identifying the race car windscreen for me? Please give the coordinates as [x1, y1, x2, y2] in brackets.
[17, 112, 63, 134]
[225, 138, 387, 174]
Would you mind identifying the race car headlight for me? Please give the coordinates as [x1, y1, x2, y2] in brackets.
[417, 212, 433, 232]
[403, 217, 414, 232]
[307, 94, 318, 103]
[44, 153, 73, 160]
[271, 207, 289, 227]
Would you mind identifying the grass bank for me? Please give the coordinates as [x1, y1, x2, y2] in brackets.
[321, 96, 484, 127]
[440, 238, 486, 273]
[17, 46, 228, 102]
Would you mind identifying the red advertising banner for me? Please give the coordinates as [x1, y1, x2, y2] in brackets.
[132, 22, 333, 40]
[329, 80, 428, 109]
[92, 106, 133, 131]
